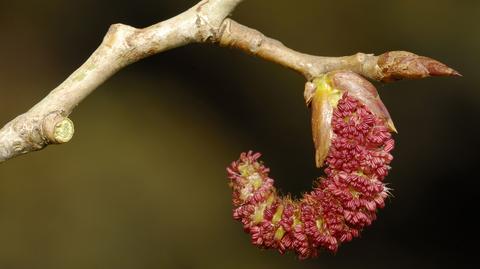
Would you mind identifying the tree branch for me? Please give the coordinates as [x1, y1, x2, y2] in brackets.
[0, 0, 459, 163]
[0, 0, 243, 162]
[218, 19, 459, 81]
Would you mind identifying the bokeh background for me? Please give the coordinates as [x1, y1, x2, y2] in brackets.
[0, 0, 478, 268]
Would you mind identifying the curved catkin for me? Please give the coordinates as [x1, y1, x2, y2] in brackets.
[227, 93, 394, 259]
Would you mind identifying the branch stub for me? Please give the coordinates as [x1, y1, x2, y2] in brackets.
[43, 115, 75, 144]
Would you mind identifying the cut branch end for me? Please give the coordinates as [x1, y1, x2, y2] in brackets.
[43, 115, 75, 144]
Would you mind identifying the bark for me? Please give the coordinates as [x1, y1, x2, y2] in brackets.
[0, 0, 459, 163]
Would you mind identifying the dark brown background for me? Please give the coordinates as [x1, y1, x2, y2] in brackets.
[0, 0, 478, 268]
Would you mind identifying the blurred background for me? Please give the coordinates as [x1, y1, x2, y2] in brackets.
[0, 0, 478, 268]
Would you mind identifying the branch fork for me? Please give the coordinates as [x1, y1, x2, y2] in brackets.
[0, 0, 460, 163]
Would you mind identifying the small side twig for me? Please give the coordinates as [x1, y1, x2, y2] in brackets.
[218, 19, 459, 81]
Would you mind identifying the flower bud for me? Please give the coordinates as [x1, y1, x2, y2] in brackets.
[227, 82, 395, 258]
[226, 52, 459, 259]
[308, 71, 395, 167]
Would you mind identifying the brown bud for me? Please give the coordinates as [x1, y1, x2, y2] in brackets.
[378, 51, 461, 83]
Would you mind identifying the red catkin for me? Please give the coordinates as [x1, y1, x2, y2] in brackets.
[227, 93, 394, 259]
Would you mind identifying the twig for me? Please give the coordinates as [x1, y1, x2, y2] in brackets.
[219, 19, 459, 81]
[0, 0, 459, 163]
[0, 0, 243, 162]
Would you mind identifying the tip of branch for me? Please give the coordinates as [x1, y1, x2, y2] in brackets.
[378, 51, 461, 82]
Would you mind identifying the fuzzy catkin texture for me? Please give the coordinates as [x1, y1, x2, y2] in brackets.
[227, 93, 394, 259]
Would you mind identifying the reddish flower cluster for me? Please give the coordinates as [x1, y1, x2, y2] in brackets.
[227, 93, 394, 259]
